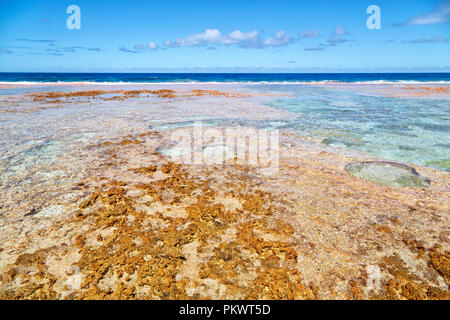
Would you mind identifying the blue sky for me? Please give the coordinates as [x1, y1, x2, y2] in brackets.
[0, 0, 449, 72]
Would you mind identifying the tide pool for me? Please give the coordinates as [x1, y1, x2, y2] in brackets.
[257, 84, 450, 171]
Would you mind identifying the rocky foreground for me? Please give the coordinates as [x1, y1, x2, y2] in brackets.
[0, 125, 448, 300]
[0, 86, 449, 300]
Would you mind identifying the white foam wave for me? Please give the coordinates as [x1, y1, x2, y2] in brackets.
[1, 80, 450, 86]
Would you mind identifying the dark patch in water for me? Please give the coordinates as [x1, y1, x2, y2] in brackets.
[434, 143, 450, 149]
[345, 161, 430, 188]
[375, 123, 411, 131]
[398, 145, 417, 151]
[389, 130, 418, 138]
[414, 122, 450, 132]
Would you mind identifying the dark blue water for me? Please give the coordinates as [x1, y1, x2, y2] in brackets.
[1, 72, 449, 83]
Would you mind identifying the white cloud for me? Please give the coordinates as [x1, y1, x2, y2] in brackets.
[304, 45, 325, 51]
[165, 29, 226, 47]
[300, 30, 320, 38]
[120, 43, 158, 53]
[262, 30, 292, 47]
[403, 36, 448, 43]
[134, 44, 145, 51]
[225, 30, 261, 48]
[165, 29, 292, 49]
[226, 30, 259, 43]
[333, 25, 348, 36]
[148, 42, 158, 49]
[327, 37, 347, 44]
[304, 25, 350, 52]
[399, 1, 450, 26]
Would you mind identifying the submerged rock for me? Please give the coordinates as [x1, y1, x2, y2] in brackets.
[426, 159, 450, 172]
[151, 119, 226, 131]
[202, 145, 235, 163]
[157, 146, 192, 160]
[345, 161, 430, 188]
[322, 137, 364, 148]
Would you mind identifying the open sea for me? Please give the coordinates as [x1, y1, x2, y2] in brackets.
[1, 72, 450, 84]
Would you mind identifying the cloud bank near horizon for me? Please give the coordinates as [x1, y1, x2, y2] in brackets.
[163, 29, 293, 49]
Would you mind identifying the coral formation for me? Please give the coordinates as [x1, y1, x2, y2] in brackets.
[26, 89, 251, 104]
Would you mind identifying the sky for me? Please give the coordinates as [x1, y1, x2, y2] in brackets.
[0, 0, 449, 72]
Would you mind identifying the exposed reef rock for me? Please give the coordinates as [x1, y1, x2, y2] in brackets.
[0, 128, 448, 300]
[0, 83, 448, 300]
[26, 89, 251, 104]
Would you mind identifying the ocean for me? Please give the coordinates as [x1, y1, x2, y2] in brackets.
[1, 72, 450, 84]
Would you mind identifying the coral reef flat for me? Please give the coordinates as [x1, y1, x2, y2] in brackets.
[0, 83, 448, 300]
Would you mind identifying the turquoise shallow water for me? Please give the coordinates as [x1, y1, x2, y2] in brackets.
[0, 82, 448, 174]
[255, 84, 450, 171]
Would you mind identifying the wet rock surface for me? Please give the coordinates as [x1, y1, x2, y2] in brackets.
[345, 161, 431, 188]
